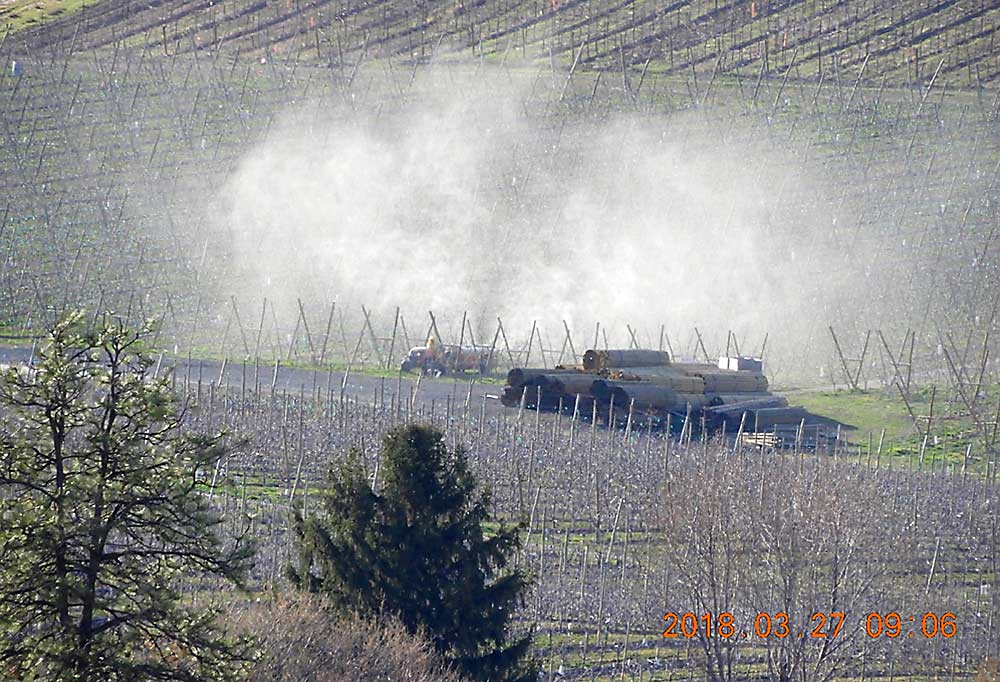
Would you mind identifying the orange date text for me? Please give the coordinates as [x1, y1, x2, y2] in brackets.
[662, 611, 958, 640]
[662, 612, 846, 639]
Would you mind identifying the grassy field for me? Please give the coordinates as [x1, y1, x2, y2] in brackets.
[0, 0, 87, 33]
[782, 385, 999, 472]
[790, 388, 919, 437]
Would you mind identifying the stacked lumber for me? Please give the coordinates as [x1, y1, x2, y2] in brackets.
[590, 380, 707, 411]
[500, 348, 790, 429]
[607, 366, 706, 392]
[583, 349, 671, 371]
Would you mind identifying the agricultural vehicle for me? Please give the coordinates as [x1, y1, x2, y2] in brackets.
[400, 338, 494, 376]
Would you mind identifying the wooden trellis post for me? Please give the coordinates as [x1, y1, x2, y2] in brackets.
[296, 298, 316, 363]
[253, 298, 267, 360]
[427, 310, 443, 345]
[524, 320, 537, 368]
[496, 317, 516, 368]
[557, 320, 577, 366]
[228, 296, 250, 358]
[385, 306, 400, 370]
[318, 301, 335, 366]
[693, 327, 711, 363]
[626, 324, 640, 349]
[399, 314, 411, 352]
[361, 305, 384, 368]
[829, 326, 870, 390]
[485, 321, 501, 375]
[877, 329, 914, 396]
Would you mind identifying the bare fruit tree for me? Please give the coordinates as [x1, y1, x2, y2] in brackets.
[656, 446, 910, 682]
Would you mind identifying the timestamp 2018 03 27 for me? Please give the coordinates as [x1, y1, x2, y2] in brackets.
[662, 611, 957, 640]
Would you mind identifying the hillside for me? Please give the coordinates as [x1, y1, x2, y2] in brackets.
[4, 0, 1000, 86]
[0, 0, 998, 380]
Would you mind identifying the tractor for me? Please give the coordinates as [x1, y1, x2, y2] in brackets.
[399, 338, 493, 376]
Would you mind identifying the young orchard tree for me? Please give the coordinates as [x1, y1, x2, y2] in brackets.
[0, 312, 255, 681]
[657, 447, 903, 682]
[289, 423, 536, 682]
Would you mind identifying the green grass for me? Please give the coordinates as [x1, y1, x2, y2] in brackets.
[0, 0, 88, 33]
[0, 318, 36, 343]
[780, 386, 1000, 475]
[788, 388, 920, 439]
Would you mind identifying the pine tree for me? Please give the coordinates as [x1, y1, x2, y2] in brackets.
[0, 312, 255, 680]
[289, 424, 536, 682]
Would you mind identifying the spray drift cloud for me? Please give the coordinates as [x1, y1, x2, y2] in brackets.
[217, 64, 864, 379]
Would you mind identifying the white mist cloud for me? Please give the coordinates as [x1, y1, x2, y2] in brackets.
[216, 64, 857, 377]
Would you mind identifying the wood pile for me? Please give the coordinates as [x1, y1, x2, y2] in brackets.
[501, 348, 811, 432]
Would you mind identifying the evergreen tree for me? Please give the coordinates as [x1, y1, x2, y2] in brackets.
[289, 424, 536, 682]
[0, 312, 255, 680]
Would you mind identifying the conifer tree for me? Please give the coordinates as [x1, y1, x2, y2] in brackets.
[289, 424, 535, 682]
[0, 313, 255, 680]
